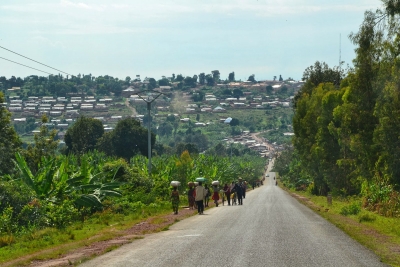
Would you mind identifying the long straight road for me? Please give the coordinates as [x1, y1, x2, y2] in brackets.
[79, 172, 387, 267]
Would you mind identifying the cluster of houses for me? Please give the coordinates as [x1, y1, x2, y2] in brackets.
[3, 95, 121, 137]
[6, 95, 114, 116]
[3, 79, 300, 144]
[224, 132, 273, 158]
[127, 83, 295, 116]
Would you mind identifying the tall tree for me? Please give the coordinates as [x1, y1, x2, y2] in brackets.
[228, 72, 235, 82]
[64, 116, 104, 155]
[97, 117, 155, 160]
[184, 76, 195, 88]
[158, 78, 170, 86]
[199, 73, 205, 85]
[192, 74, 198, 84]
[247, 74, 256, 82]
[302, 61, 343, 87]
[212, 70, 220, 83]
[0, 92, 21, 175]
[295, 61, 343, 108]
[148, 78, 157, 89]
[206, 74, 214, 86]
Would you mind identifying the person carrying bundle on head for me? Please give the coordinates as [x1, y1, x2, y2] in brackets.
[170, 181, 180, 214]
[212, 181, 220, 207]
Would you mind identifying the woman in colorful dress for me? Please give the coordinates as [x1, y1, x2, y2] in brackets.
[171, 186, 180, 215]
[212, 184, 220, 207]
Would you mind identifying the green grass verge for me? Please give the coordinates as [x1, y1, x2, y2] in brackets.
[0, 203, 173, 266]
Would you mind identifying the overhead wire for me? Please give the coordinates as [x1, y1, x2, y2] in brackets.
[0, 45, 74, 76]
[0, 57, 54, 75]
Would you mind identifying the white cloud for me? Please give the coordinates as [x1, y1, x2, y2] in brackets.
[60, 0, 93, 9]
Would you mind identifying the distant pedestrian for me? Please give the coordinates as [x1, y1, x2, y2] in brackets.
[195, 182, 206, 215]
[204, 184, 210, 207]
[235, 182, 243, 205]
[231, 181, 237, 205]
[188, 185, 195, 210]
[171, 187, 180, 215]
[212, 184, 220, 207]
[223, 183, 231, 205]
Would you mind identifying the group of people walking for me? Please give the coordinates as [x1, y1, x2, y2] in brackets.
[184, 179, 247, 215]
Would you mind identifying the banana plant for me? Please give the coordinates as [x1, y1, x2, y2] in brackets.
[66, 154, 122, 207]
[14, 152, 122, 208]
[14, 152, 57, 199]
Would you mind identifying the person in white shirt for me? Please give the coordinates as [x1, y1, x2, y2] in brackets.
[195, 182, 206, 214]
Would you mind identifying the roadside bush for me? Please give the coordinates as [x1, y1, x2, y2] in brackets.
[46, 200, 80, 229]
[17, 200, 45, 229]
[361, 182, 400, 217]
[0, 207, 16, 234]
[0, 181, 34, 219]
[340, 202, 361, 216]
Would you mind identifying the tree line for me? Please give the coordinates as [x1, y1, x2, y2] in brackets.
[274, 1, 400, 216]
[0, 69, 287, 99]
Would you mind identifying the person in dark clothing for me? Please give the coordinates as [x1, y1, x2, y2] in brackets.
[235, 182, 243, 205]
[187, 186, 195, 210]
[223, 183, 231, 206]
[242, 181, 247, 199]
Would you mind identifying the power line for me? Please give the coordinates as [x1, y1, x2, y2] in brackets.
[0, 45, 74, 76]
[0, 57, 54, 75]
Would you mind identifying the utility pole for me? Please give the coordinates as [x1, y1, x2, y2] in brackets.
[138, 90, 163, 176]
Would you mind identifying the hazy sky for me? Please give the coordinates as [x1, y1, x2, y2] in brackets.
[0, 0, 381, 81]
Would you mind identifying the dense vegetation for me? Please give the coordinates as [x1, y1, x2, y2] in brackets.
[0, 83, 267, 255]
[274, 2, 400, 217]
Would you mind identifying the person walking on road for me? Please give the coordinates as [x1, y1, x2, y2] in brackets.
[223, 183, 231, 206]
[204, 184, 210, 207]
[235, 182, 243, 205]
[171, 187, 180, 215]
[212, 184, 220, 207]
[195, 181, 206, 214]
[187, 185, 195, 210]
[242, 180, 247, 199]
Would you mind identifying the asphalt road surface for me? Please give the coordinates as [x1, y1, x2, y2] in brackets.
[79, 172, 388, 267]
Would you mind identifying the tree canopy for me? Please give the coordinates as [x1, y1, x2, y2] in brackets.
[64, 116, 104, 155]
[97, 117, 155, 160]
[0, 92, 21, 175]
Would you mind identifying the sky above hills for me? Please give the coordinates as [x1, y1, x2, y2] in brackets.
[0, 0, 381, 82]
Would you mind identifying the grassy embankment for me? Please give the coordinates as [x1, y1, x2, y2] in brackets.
[0, 201, 180, 266]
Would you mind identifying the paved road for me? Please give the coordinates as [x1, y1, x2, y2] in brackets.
[79, 171, 387, 267]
